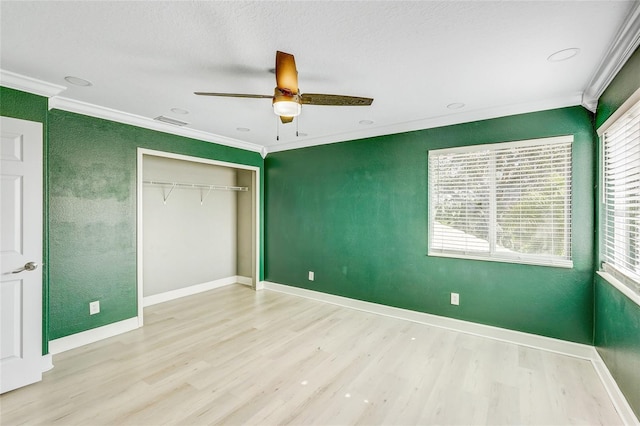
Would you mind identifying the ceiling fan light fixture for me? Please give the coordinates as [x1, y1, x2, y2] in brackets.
[273, 100, 301, 117]
[273, 87, 301, 117]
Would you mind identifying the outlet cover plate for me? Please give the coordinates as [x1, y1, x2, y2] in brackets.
[89, 301, 100, 315]
[451, 293, 460, 306]
[308, 271, 315, 281]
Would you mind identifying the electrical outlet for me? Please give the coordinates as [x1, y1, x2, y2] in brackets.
[450, 293, 460, 306]
[89, 301, 100, 315]
[308, 271, 315, 281]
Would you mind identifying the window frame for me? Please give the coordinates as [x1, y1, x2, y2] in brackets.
[427, 135, 574, 268]
[598, 88, 640, 295]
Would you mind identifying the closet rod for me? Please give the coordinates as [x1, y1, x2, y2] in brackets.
[143, 180, 248, 192]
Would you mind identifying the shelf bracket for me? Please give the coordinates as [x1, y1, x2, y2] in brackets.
[200, 187, 213, 205]
[163, 183, 176, 205]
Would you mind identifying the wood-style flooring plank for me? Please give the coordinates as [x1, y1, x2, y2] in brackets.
[0, 284, 624, 425]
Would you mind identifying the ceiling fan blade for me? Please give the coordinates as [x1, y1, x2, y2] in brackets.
[275, 51, 299, 94]
[194, 92, 273, 99]
[300, 93, 373, 106]
[280, 116, 294, 124]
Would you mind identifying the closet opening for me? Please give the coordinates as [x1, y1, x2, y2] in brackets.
[136, 148, 260, 324]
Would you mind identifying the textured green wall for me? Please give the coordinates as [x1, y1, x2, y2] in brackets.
[594, 45, 640, 417]
[595, 276, 640, 417]
[0, 87, 48, 123]
[48, 110, 263, 339]
[0, 86, 50, 355]
[266, 106, 595, 343]
[595, 46, 640, 128]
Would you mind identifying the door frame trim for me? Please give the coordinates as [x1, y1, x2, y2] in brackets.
[136, 148, 261, 326]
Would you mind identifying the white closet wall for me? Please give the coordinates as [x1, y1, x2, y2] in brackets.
[143, 156, 237, 297]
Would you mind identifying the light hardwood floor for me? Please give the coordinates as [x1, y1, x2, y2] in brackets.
[0, 284, 624, 425]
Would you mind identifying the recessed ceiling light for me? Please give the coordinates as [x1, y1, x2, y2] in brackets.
[236, 127, 251, 132]
[359, 120, 374, 125]
[547, 48, 580, 62]
[447, 103, 465, 110]
[64, 76, 92, 87]
[170, 108, 189, 115]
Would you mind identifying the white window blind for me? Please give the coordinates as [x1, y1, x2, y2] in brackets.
[602, 98, 640, 292]
[428, 136, 573, 267]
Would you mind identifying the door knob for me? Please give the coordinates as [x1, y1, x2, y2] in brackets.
[12, 262, 38, 274]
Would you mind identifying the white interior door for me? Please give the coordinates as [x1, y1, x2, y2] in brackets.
[1, 116, 43, 394]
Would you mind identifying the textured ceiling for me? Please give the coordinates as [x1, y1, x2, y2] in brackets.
[1, 1, 637, 154]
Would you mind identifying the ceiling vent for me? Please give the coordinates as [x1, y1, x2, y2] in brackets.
[153, 115, 189, 126]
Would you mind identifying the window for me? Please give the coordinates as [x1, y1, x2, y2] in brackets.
[428, 136, 573, 267]
[601, 98, 640, 292]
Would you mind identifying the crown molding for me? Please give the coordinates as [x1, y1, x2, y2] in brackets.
[48, 96, 263, 154]
[582, 1, 640, 112]
[0, 69, 66, 97]
[266, 93, 583, 154]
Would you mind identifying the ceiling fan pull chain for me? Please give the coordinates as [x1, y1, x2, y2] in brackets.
[296, 117, 299, 137]
[276, 118, 280, 141]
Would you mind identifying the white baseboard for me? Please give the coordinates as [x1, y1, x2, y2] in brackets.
[41, 354, 53, 372]
[49, 277, 249, 355]
[237, 276, 253, 286]
[263, 281, 639, 425]
[592, 351, 640, 426]
[263, 281, 594, 359]
[143, 276, 246, 307]
[48, 317, 139, 354]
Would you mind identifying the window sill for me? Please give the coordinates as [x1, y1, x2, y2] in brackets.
[428, 251, 573, 269]
[597, 271, 640, 308]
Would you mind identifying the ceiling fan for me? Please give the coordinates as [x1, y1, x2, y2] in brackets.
[195, 51, 373, 124]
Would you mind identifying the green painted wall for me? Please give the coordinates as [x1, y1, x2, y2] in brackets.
[595, 46, 640, 128]
[0, 86, 50, 355]
[595, 276, 640, 417]
[266, 106, 596, 344]
[594, 45, 640, 417]
[0, 86, 48, 123]
[47, 110, 263, 339]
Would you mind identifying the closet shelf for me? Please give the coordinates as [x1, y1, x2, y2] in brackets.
[144, 180, 249, 204]
[143, 180, 248, 192]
